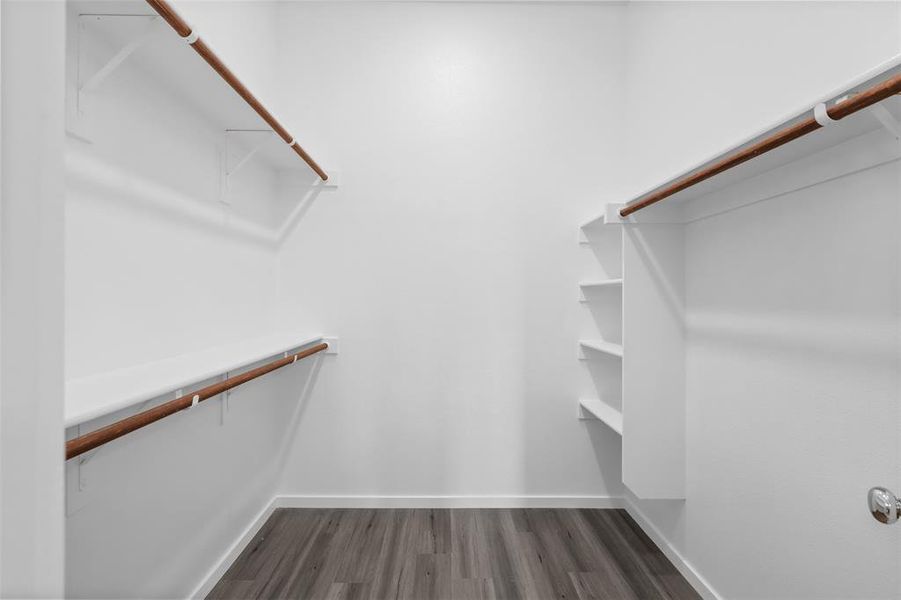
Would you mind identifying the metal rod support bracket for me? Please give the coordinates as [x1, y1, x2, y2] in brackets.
[814, 102, 838, 127]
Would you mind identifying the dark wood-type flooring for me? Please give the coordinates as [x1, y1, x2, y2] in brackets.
[208, 508, 700, 600]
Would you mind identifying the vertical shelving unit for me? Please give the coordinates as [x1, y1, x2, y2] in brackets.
[578, 205, 686, 500]
[620, 219, 686, 499]
[577, 212, 624, 437]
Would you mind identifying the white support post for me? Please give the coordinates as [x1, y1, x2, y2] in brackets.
[220, 371, 230, 426]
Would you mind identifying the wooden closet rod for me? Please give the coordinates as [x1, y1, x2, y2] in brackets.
[144, 0, 329, 182]
[65, 342, 329, 460]
[620, 72, 901, 217]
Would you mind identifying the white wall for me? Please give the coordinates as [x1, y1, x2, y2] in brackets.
[59, 1, 901, 599]
[62, 2, 319, 597]
[0, 0, 67, 596]
[621, 2, 901, 599]
[679, 160, 899, 599]
[65, 1, 285, 376]
[273, 1, 629, 501]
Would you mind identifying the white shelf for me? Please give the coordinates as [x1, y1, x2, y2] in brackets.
[579, 279, 623, 289]
[579, 398, 623, 435]
[65, 332, 325, 427]
[578, 340, 624, 358]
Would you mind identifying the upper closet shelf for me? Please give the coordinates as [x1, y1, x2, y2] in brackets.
[581, 56, 901, 227]
[71, 0, 329, 179]
[66, 332, 326, 428]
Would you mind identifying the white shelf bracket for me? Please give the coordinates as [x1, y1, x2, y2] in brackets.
[69, 14, 161, 140]
[220, 371, 230, 426]
[869, 104, 901, 139]
[66, 455, 90, 516]
[77, 453, 92, 490]
[813, 102, 838, 127]
[78, 16, 161, 96]
[220, 129, 278, 204]
[226, 130, 278, 179]
[66, 424, 97, 516]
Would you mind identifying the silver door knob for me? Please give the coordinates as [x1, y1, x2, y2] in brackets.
[868, 487, 901, 524]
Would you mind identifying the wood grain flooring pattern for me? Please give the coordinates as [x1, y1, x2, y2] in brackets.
[207, 509, 700, 600]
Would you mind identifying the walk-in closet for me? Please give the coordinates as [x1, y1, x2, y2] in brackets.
[1, 0, 900, 598]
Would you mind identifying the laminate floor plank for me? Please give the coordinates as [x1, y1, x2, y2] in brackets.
[579, 510, 675, 599]
[217, 509, 295, 583]
[568, 571, 638, 600]
[605, 511, 699, 600]
[450, 509, 483, 581]
[513, 531, 573, 600]
[411, 553, 452, 600]
[479, 509, 530, 600]
[451, 578, 498, 600]
[557, 511, 638, 597]
[247, 510, 333, 599]
[325, 582, 373, 600]
[207, 509, 700, 600]
[282, 509, 361, 600]
[207, 579, 256, 600]
[368, 510, 419, 600]
[334, 509, 393, 584]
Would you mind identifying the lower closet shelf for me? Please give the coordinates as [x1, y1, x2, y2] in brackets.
[65, 332, 326, 428]
[579, 398, 623, 435]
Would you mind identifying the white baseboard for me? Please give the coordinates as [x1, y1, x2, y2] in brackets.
[623, 499, 722, 600]
[275, 494, 626, 509]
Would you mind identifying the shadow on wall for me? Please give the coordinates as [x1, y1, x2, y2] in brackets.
[274, 354, 326, 475]
[65, 151, 325, 249]
[274, 168, 331, 246]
